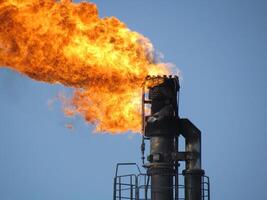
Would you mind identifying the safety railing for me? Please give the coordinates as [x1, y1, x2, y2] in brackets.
[113, 163, 210, 200]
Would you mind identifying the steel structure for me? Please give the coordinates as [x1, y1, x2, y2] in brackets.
[113, 76, 210, 200]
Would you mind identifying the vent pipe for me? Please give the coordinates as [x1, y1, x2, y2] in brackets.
[142, 76, 205, 200]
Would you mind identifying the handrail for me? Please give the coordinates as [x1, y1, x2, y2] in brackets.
[114, 164, 210, 200]
[115, 163, 141, 177]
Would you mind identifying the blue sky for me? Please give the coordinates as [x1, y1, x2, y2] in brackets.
[0, 0, 267, 199]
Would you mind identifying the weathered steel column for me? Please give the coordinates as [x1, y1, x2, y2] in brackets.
[144, 76, 180, 200]
[180, 119, 205, 200]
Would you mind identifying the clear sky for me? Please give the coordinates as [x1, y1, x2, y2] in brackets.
[0, 0, 267, 200]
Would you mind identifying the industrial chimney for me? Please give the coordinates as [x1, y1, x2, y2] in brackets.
[113, 76, 210, 200]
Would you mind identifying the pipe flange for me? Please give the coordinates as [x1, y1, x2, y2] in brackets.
[148, 164, 175, 176]
[182, 169, 205, 176]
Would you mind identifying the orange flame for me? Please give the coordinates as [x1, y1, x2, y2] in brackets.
[0, 0, 171, 133]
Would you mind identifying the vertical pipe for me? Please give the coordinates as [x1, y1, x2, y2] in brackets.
[180, 119, 204, 200]
[144, 76, 180, 200]
[174, 136, 179, 200]
[183, 169, 204, 200]
[150, 137, 174, 200]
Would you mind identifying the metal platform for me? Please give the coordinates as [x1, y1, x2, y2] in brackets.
[113, 163, 210, 200]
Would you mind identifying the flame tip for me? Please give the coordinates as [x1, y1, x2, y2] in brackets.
[0, 0, 171, 134]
